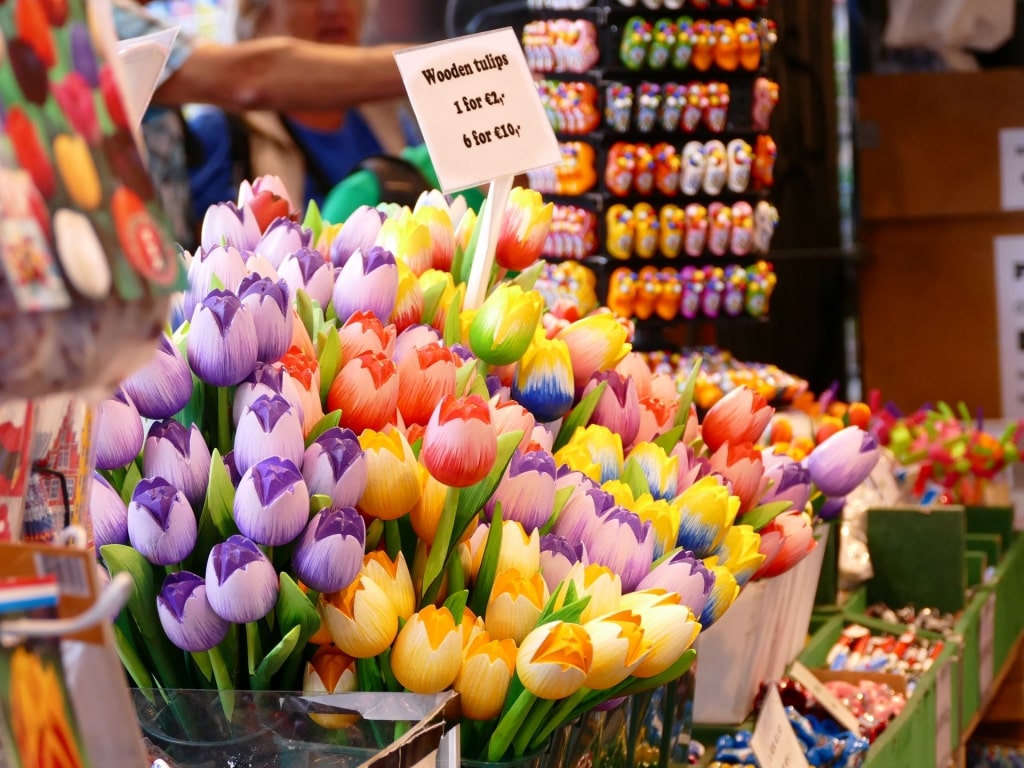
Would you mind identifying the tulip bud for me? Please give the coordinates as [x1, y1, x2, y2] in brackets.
[708, 442, 769, 515]
[234, 394, 305, 477]
[468, 284, 543, 366]
[418, 269, 458, 333]
[412, 203, 456, 272]
[410, 464, 447, 545]
[94, 390, 144, 470]
[396, 344, 458, 427]
[238, 275, 294, 363]
[806, 426, 880, 497]
[358, 427, 421, 520]
[556, 425, 624, 486]
[701, 386, 774, 453]
[555, 313, 631, 388]
[128, 478, 198, 566]
[675, 475, 739, 558]
[157, 571, 230, 652]
[714, 525, 766, 587]
[143, 420, 212, 511]
[618, 590, 700, 678]
[637, 550, 715, 619]
[760, 453, 812, 514]
[586, 508, 655, 593]
[254, 216, 312, 269]
[187, 289, 259, 387]
[552, 486, 615, 546]
[302, 427, 367, 508]
[485, 569, 548, 644]
[539, 534, 587, 595]
[496, 187, 553, 271]
[516, 621, 592, 700]
[631, 495, 680, 560]
[239, 175, 294, 212]
[555, 562, 622, 624]
[205, 535, 279, 623]
[362, 551, 415, 621]
[293, 507, 366, 593]
[391, 606, 463, 693]
[421, 394, 497, 488]
[456, 634, 516, 720]
[495, 520, 541, 578]
[627, 442, 679, 502]
[327, 351, 399, 435]
[233, 457, 310, 547]
[200, 201, 260, 254]
[320, 574, 399, 658]
[582, 611, 649, 689]
[754, 511, 816, 580]
[512, 335, 575, 424]
[185, 244, 249, 319]
[485, 450, 556, 533]
[333, 246, 399, 324]
[329, 206, 384, 268]
[632, 396, 678, 448]
[700, 559, 740, 628]
[583, 371, 641, 449]
[340, 310, 397, 360]
[489, 398, 536, 450]
[304, 644, 358, 728]
[672, 443, 712, 494]
[90, 473, 128, 552]
[279, 247, 334, 309]
[377, 215, 432, 276]
[120, 334, 193, 420]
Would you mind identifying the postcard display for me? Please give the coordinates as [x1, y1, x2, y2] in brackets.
[523, 1, 780, 351]
[0, 0, 187, 765]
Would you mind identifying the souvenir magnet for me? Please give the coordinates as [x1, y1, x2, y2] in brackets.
[723, 264, 748, 316]
[752, 134, 777, 190]
[752, 201, 778, 254]
[691, 20, 716, 71]
[648, 19, 677, 69]
[605, 83, 634, 132]
[704, 82, 730, 132]
[654, 143, 681, 196]
[606, 203, 635, 260]
[713, 20, 739, 71]
[681, 81, 707, 132]
[673, 17, 695, 69]
[730, 201, 754, 256]
[680, 141, 706, 196]
[634, 143, 657, 196]
[752, 77, 780, 131]
[684, 203, 708, 257]
[659, 204, 685, 258]
[726, 138, 753, 192]
[701, 266, 725, 318]
[707, 202, 732, 257]
[633, 202, 660, 259]
[655, 269, 682, 320]
[680, 266, 703, 319]
[620, 17, 652, 71]
[659, 82, 685, 131]
[605, 142, 637, 197]
[634, 265, 661, 320]
[607, 267, 637, 318]
[635, 82, 662, 133]
[702, 139, 728, 195]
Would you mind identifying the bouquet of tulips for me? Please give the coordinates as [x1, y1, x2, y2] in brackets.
[91, 176, 879, 762]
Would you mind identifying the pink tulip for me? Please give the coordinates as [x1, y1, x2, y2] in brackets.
[393, 324, 443, 364]
[339, 311, 396, 361]
[421, 394, 497, 487]
[753, 511, 816, 579]
[489, 398, 536, 449]
[701, 386, 774, 453]
[396, 344, 458, 427]
[327, 351, 399, 434]
[631, 396, 678, 448]
[708, 441, 769, 514]
[614, 352, 654, 400]
[583, 371, 640, 448]
[649, 374, 678, 405]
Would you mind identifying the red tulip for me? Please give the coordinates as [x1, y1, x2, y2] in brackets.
[99, 66, 129, 130]
[708, 441, 769, 514]
[40, 0, 69, 25]
[248, 189, 292, 232]
[421, 394, 497, 487]
[753, 511, 816, 579]
[16, 0, 56, 67]
[339, 311, 396, 360]
[396, 343, 458, 427]
[701, 386, 774, 453]
[52, 72, 99, 144]
[327, 351, 398, 434]
[6, 107, 55, 199]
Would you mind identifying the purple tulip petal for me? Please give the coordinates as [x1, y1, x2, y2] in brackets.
[157, 571, 230, 652]
[128, 477, 197, 566]
[292, 507, 366, 593]
[121, 334, 193, 419]
[94, 390, 144, 470]
[233, 457, 310, 546]
[205, 535, 279, 623]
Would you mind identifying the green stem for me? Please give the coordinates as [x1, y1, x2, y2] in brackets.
[190, 649, 214, 685]
[246, 621, 262, 677]
[514, 697, 555, 756]
[217, 386, 231, 456]
[384, 519, 402, 560]
[487, 688, 537, 762]
[208, 644, 236, 723]
[529, 687, 591, 751]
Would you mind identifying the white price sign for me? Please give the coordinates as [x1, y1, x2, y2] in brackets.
[1000, 129, 1024, 210]
[993, 236, 1024, 420]
[751, 687, 810, 768]
[394, 28, 561, 193]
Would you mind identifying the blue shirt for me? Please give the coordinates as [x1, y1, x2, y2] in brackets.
[186, 107, 384, 221]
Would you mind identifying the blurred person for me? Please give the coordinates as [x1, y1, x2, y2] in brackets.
[185, 0, 422, 221]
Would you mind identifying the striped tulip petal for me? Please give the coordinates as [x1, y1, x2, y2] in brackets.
[302, 427, 367, 508]
[187, 289, 259, 387]
[293, 506, 365, 593]
[327, 351, 398, 435]
[421, 394, 497, 488]
[94, 389, 144, 470]
[120, 334, 193, 419]
[205, 535, 279, 623]
[391, 606, 462, 693]
[233, 456, 310, 546]
[157, 571, 230, 652]
[128, 478, 197, 566]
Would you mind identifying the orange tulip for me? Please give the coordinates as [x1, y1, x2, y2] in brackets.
[328, 351, 399, 434]
[456, 634, 517, 720]
[516, 621, 593, 700]
[391, 606, 463, 693]
[485, 568, 549, 644]
[358, 427, 421, 521]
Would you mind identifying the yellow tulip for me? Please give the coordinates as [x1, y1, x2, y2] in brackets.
[411, 202, 455, 272]
[715, 525, 766, 586]
[601, 480, 636, 508]
[553, 445, 602, 484]
[555, 313, 631, 384]
[485, 568, 548, 644]
[362, 551, 416, 621]
[675, 475, 741, 558]
[632, 495, 682, 560]
[583, 610, 650, 689]
[701, 557, 741, 627]
[456, 634, 517, 720]
[618, 589, 700, 678]
[304, 644, 359, 728]
[54, 133, 101, 210]
[554, 562, 622, 624]
[410, 464, 448, 545]
[496, 519, 541, 577]
[378, 215, 432, 276]
[556, 425, 624, 485]
[459, 607, 487, 648]
[320, 576, 399, 658]
[358, 427, 421, 521]
[391, 606, 463, 693]
[419, 268, 457, 332]
[516, 621, 593, 700]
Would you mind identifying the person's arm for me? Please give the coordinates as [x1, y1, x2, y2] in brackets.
[152, 37, 408, 112]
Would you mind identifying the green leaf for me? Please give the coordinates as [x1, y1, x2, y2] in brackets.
[410, 437, 423, 459]
[510, 262, 545, 292]
[469, 504, 503, 616]
[743, 500, 795, 531]
[444, 589, 469, 623]
[112, 619, 155, 691]
[421, 281, 447, 327]
[304, 410, 342, 448]
[456, 359, 482, 398]
[421, 487, 460, 607]
[303, 199, 324, 243]
[309, 494, 334, 514]
[251, 625, 301, 690]
[539, 485, 575, 536]
[317, 329, 343, 403]
[206, 450, 239, 539]
[174, 373, 206, 432]
[621, 458, 651, 500]
[553, 382, 607, 452]
[356, 656, 384, 692]
[366, 519, 384, 551]
[379, 648, 403, 693]
[616, 649, 697, 697]
[444, 284, 465, 347]
[296, 289, 317, 342]
[118, 462, 142, 507]
[459, 201, 487, 286]
[653, 425, 685, 454]
[674, 358, 703, 427]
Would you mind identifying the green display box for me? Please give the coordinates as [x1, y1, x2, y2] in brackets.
[990, 533, 1024, 676]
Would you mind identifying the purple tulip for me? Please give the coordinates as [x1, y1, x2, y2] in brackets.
[233, 457, 310, 546]
[127, 478, 198, 566]
[233, 394, 304, 476]
[232, 363, 304, 426]
[486, 374, 506, 399]
[806, 427, 881, 497]
[393, 324, 443, 364]
[760, 455, 812, 514]
[637, 549, 715, 618]
[486, 450, 556, 533]
[157, 571, 230, 652]
[671, 443, 712, 493]
[69, 23, 99, 87]
[223, 451, 242, 486]
[94, 390, 144, 470]
[255, 217, 312, 269]
[333, 246, 398, 324]
[539, 533, 587, 594]
[818, 496, 846, 521]
[187, 289, 259, 387]
[143, 420, 212, 511]
[552, 485, 615, 545]
[238, 275, 293, 363]
[205, 535, 279, 623]
[583, 371, 641, 449]
[301, 427, 367, 508]
[329, 206, 384, 268]
[90, 473, 128, 552]
[185, 245, 249, 319]
[449, 344, 476, 364]
[200, 201, 261, 254]
[279, 247, 334, 310]
[292, 507, 366, 593]
[120, 334, 193, 419]
[586, 507, 655, 592]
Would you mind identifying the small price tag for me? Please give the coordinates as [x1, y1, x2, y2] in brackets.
[751, 686, 810, 768]
[979, 592, 996, 696]
[788, 662, 863, 735]
[394, 28, 562, 193]
[934, 657, 953, 768]
[1000, 128, 1024, 211]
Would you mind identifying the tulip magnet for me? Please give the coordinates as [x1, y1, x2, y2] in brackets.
[648, 19, 677, 69]
[620, 17, 653, 70]
[654, 143, 681, 196]
[752, 201, 778, 254]
[726, 138, 753, 192]
[659, 82, 686, 131]
[607, 267, 637, 318]
[730, 201, 754, 256]
[606, 203, 635, 260]
[605, 142, 637, 197]
[691, 20, 716, 72]
[634, 143, 657, 196]
[707, 202, 732, 257]
[633, 202, 660, 259]
[605, 82, 634, 132]
[681, 81, 707, 133]
[634, 265, 661, 320]
[737, 17, 762, 70]
[752, 77, 780, 131]
[702, 139, 728, 195]
[723, 264, 748, 317]
[680, 266, 703, 319]
[701, 266, 726, 318]
[673, 17, 695, 69]
[713, 20, 739, 71]
[680, 141, 707, 196]
[752, 134, 777, 190]
[635, 82, 662, 133]
[656, 269, 682, 320]
[704, 81, 731, 132]
[684, 203, 708, 257]
[659, 204, 685, 258]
